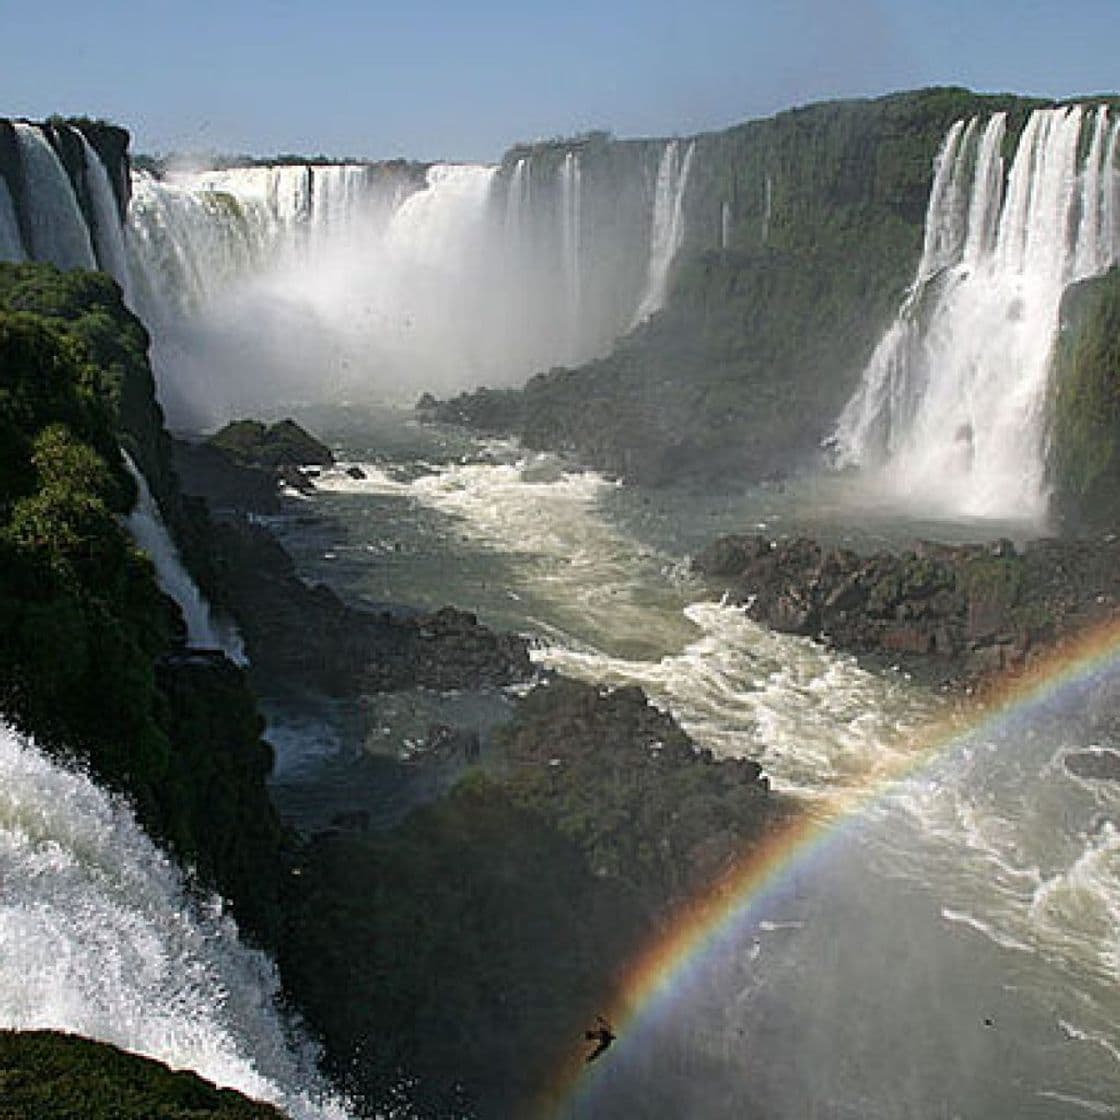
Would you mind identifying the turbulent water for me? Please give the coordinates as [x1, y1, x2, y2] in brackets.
[0, 722, 349, 1119]
[5, 104, 1120, 1115]
[239, 406, 1115, 1116]
[832, 104, 1120, 522]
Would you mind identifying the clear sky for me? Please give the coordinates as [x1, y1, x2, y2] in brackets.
[2, 0, 1117, 162]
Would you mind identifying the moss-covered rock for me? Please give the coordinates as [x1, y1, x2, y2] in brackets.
[207, 419, 334, 469]
[1050, 267, 1120, 527]
[0, 1031, 286, 1119]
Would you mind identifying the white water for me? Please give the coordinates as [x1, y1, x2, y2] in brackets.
[123, 454, 246, 664]
[77, 132, 134, 298]
[832, 104, 1120, 522]
[0, 722, 348, 1118]
[291, 438, 1120, 1111]
[11, 123, 97, 270]
[632, 139, 695, 326]
[123, 140, 700, 427]
[311, 452, 942, 797]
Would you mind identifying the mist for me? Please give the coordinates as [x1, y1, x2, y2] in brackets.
[127, 144, 683, 431]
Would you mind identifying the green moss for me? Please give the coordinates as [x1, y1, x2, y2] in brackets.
[0, 1031, 286, 1119]
[1050, 267, 1120, 526]
[208, 418, 334, 468]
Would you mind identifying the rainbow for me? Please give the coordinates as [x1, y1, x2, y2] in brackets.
[535, 610, 1120, 1116]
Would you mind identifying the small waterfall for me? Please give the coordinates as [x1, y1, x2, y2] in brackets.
[830, 104, 1120, 521]
[77, 132, 133, 297]
[721, 199, 732, 251]
[0, 175, 25, 260]
[12, 123, 97, 270]
[559, 151, 582, 344]
[632, 139, 695, 326]
[123, 455, 246, 665]
[0, 722, 348, 1119]
[504, 157, 528, 252]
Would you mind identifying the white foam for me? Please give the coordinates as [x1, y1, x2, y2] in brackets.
[0, 723, 349, 1118]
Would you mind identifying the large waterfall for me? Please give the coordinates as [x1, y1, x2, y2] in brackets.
[0, 722, 348, 1119]
[831, 104, 1120, 521]
[0, 123, 697, 428]
[11, 123, 98, 271]
[124, 141, 692, 428]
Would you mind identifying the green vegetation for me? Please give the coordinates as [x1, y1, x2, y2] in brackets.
[0, 1031, 285, 1119]
[207, 418, 334, 468]
[1050, 267, 1120, 526]
[0, 262, 283, 945]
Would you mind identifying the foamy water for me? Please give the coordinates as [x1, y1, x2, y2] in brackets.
[0, 723, 350, 1119]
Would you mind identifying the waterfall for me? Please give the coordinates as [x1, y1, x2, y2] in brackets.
[559, 151, 583, 345]
[123, 454, 247, 665]
[0, 175, 24, 260]
[830, 104, 1120, 521]
[503, 156, 528, 253]
[0, 722, 348, 1119]
[12, 123, 97, 270]
[632, 140, 695, 326]
[721, 200, 732, 251]
[77, 132, 134, 297]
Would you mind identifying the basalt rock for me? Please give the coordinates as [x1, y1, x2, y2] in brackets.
[695, 531, 1120, 688]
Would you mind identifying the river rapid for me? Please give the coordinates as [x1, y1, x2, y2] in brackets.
[264, 406, 1119, 1119]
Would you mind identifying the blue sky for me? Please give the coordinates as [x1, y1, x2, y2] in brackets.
[3, 0, 1117, 161]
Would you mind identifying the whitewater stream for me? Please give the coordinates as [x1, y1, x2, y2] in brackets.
[260, 408, 1120, 1119]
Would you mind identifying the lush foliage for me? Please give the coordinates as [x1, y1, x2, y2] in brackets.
[0, 1031, 285, 1119]
[1050, 267, 1120, 525]
[0, 263, 283, 944]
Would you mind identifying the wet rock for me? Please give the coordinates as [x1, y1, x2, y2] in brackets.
[694, 529, 1120, 692]
[1064, 749, 1120, 782]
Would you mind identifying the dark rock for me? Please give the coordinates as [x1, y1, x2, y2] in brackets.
[345, 464, 367, 480]
[1064, 749, 1120, 783]
[208, 417, 334, 468]
[696, 527, 1120, 693]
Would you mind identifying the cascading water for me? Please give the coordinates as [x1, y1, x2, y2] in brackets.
[559, 151, 583, 344]
[123, 454, 247, 665]
[77, 131, 134, 299]
[0, 721, 349, 1119]
[831, 104, 1120, 521]
[632, 139, 695, 326]
[12, 123, 97, 270]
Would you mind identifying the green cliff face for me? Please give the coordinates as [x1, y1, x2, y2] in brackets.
[1050, 267, 1120, 527]
[0, 262, 283, 946]
[440, 88, 1050, 485]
